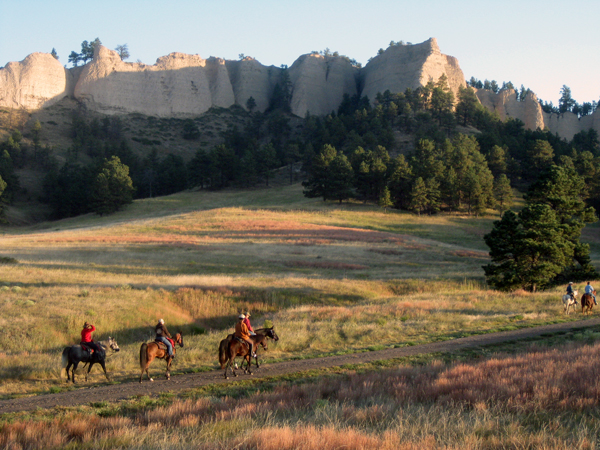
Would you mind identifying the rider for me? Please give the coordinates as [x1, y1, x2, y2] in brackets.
[566, 282, 576, 302]
[80, 322, 104, 356]
[585, 281, 597, 305]
[155, 319, 174, 358]
[243, 311, 256, 336]
[235, 314, 256, 357]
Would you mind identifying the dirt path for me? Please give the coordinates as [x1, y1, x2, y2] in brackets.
[2, 318, 599, 415]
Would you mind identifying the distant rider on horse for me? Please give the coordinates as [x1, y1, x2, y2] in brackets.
[566, 282, 576, 301]
[585, 281, 597, 305]
[155, 319, 174, 358]
[235, 314, 256, 357]
[81, 322, 104, 357]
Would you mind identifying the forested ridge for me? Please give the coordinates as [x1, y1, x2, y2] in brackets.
[1, 73, 599, 289]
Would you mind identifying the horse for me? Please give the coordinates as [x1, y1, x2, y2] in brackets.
[218, 327, 279, 371]
[139, 332, 184, 382]
[581, 290, 597, 314]
[220, 327, 278, 379]
[61, 337, 120, 383]
[562, 290, 578, 314]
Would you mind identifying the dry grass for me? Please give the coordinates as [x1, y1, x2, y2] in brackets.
[3, 341, 600, 449]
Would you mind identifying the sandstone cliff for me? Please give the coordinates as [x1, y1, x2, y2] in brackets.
[288, 53, 358, 117]
[1, 40, 597, 140]
[0, 53, 71, 110]
[361, 38, 466, 102]
[0, 40, 466, 119]
[475, 88, 600, 141]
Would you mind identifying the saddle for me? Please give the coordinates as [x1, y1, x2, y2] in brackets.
[155, 337, 176, 351]
[233, 336, 249, 349]
[80, 343, 94, 354]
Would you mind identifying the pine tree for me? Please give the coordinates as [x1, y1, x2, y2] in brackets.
[483, 205, 575, 292]
[327, 153, 354, 203]
[378, 186, 393, 212]
[409, 177, 428, 215]
[493, 174, 513, 214]
[91, 156, 134, 215]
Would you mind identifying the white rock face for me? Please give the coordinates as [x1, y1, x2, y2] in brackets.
[475, 88, 600, 140]
[74, 46, 233, 116]
[0, 53, 70, 109]
[288, 53, 358, 117]
[2, 40, 598, 140]
[361, 38, 466, 102]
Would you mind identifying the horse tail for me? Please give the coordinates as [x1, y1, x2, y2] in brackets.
[219, 338, 230, 369]
[140, 343, 148, 370]
[61, 347, 70, 369]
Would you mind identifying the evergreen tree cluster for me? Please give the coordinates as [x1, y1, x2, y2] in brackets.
[483, 165, 599, 291]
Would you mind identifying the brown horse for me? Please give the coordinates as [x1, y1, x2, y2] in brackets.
[139, 332, 184, 382]
[220, 328, 278, 379]
[218, 327, 279, 371]
[581, 290, 597, 314]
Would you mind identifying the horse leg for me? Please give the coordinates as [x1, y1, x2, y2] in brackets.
[72, 362, 79, 383]
[65, 361, 72, 382]
[165, 357, 171, 380]
[85, 362, 94, 382]
[100, 360, 110, 381]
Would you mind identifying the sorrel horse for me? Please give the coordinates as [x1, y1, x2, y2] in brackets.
[61, 337, 120, 383]
[581, 290, 597, 314]
[139, 332, 184, 382]
[219, 327, 278, 379]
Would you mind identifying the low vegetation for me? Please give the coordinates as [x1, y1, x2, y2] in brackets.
[0, 183, 599, 448]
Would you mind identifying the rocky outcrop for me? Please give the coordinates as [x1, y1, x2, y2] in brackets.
[475, 88, 600, 140]
[288, 54, 358, 117]
[2, 40, 598, 141]
[0, 40, 467, 119]
[361, 38, 466, 102]
[73, 47, 234, 116]
[0, 53, 71, 109]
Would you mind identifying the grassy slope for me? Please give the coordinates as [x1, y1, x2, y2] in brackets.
[2, 184, 600, 448]
[0, 183, 598, 396]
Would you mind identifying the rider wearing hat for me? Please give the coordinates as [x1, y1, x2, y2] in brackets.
[585, 281, 597, 305]
[235, 314, 256, 357]
[566, 282, 576, 301]
[81, 322, 103, 356]
[243, 311, 256, 336]
[155, 319, 174, 358]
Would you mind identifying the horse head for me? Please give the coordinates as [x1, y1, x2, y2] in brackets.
[175, 332, 184, 348]
[266, 327, 279, 341]
[108, 336, 120, 352]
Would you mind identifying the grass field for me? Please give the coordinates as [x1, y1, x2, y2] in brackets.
[1, 183, 600, 448]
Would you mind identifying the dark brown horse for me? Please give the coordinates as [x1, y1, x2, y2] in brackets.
[139, 332, 184, 382]
[220, 328, 278, 379]
[582, 290, 597, 314]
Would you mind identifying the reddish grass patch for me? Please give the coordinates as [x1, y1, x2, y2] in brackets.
[284, 261, 368, 270]
[451, 250, 489, 259]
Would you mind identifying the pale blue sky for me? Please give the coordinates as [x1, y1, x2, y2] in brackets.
[1, 0, 598, 105]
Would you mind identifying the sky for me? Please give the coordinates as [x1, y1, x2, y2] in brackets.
[1, 0, 599, 105]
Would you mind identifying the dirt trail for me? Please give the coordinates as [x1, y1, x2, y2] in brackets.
[2, 318, 599, 415]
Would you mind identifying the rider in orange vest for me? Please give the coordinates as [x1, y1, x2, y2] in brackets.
[235, 314, 256, 357]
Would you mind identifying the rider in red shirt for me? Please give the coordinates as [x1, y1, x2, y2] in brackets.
[81, 322, 103, 355]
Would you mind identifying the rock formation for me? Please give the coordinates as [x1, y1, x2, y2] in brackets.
[475, 88, 600, 141]
[288, 53, 358, 117]
[362, 38, 466, 102]
[0, 52, 71, 110]
[0, 39, 597, 140]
